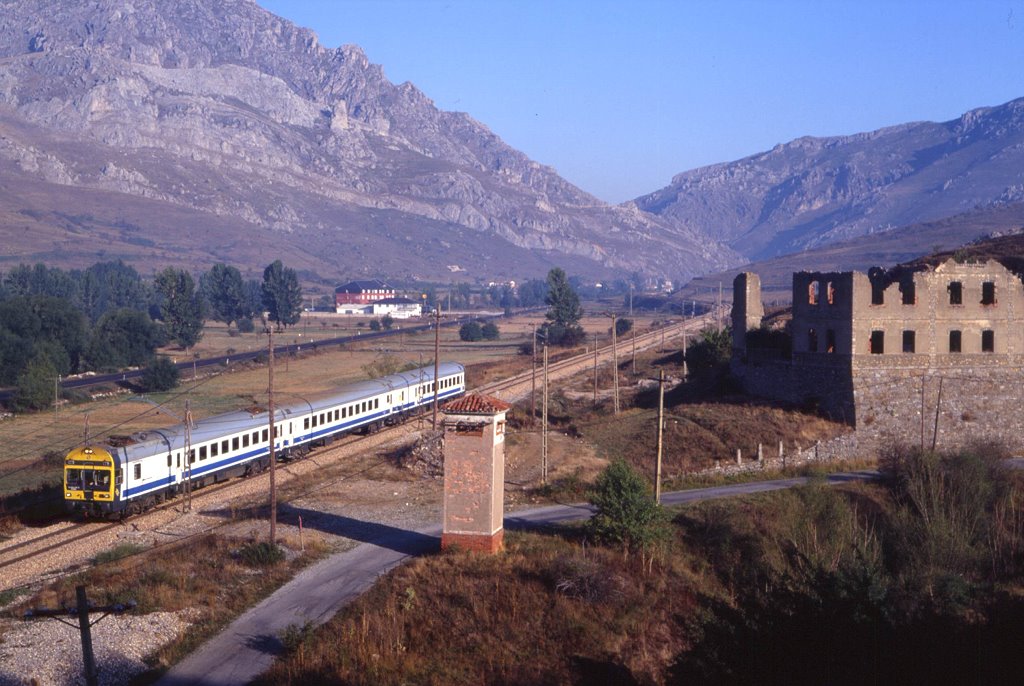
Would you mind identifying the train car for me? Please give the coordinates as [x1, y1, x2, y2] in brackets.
[64, 363, 465, 517]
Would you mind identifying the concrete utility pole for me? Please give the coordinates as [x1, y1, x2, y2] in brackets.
[717, 281, 723, 333]
[268, 328, 276, 545]
[655, 369, 665, 503]
[542, 343, 549, 485]
[24, 585, 136, 686]
[593, 333, 599, 407]
[632, 330, 636, 374]
[432, 302, 441, 429]
[682, 332, 689, 378]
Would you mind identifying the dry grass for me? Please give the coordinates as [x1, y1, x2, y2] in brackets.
[256, 531, 699, 686]
[12, 533, 328, 673]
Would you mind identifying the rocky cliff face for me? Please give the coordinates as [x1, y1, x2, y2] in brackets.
[636, 98, 1024, 261]
[0, 0, 739, 282]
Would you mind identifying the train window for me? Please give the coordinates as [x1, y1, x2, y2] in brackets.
[167, 453, 171, 467]
[252, 431, 259, 444]
[262, 429, 268, 442]
[134, 463, 141, 480]
[304, 417, 310, 430]
[199, 445, 207, 460]
[243, 434, 250, 448]
[211, 443, 219, 457]
[322, 412, 327, 424]
[313, 416, 318, 428]
[222, 439, 229, 453]
[176, 452, 181, 468]
[374, 399, 379, 409]
[189, 449, 195, 464]
[232, 437, 239, 451]
[334, 410, 339, 421]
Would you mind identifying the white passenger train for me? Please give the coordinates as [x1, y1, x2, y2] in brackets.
[64, 363, 465, 517]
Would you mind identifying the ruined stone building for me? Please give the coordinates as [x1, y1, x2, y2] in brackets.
[731, 258, 1024, 452]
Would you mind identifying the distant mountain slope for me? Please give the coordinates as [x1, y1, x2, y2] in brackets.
[676, 201, 1024, 305]
[0, 0, 739, 282]
[636, 98, 1024, 262]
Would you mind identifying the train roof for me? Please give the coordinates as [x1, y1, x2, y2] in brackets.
[101, 363, 464, 461]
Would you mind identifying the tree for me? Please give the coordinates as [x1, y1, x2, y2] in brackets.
[261, 260, 303, 330]
[482, 321, 500, 340]
[13, 353, 57, 412]
[139, 356, 180, 392]
[587, 459, 670, 565]
[369, 319, 382, 331]
[544, 268, 585, 346]
[86, 308, 162, 371]
[79, 260, 149, 322]
[686, 327, 732, 379]
[615, 318, 633, 337]
[381, 314, 395, 330]
[200, 263, 249, 326]
[154, 268, 204, 349]
[518, 278, 548, 308]
[459, 321, 484, 341]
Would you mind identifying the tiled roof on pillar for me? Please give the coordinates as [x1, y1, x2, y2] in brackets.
[443, 393, 512, 414]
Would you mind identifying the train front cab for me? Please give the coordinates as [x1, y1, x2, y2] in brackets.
[64, 446, 119, 517]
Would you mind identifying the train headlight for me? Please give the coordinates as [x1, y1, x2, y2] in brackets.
[66, 492, 71, 497]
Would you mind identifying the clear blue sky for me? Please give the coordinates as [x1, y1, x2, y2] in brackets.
[258, 0, 1024, 204]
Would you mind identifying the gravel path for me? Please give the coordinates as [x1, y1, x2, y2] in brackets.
[0, 610, 195, 686]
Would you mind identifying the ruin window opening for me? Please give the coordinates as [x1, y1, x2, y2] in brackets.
[827, 282, 836, 305]
[949, 330, 962, 353]
[826, 329, 836, 353]
[869, 330, 884, 354]
[900, 281, 916, 305]
[982, 329, 995, 353]
[808, 328, 818, 353]
[808, 280, 820, 305]
[948, 281, 963, 305]
[871, 282, 884, 306]
[902, 330, 916, 353]
[982, 282, 997, 306]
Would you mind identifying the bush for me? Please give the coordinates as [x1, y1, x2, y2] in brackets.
[588, 459, 670, 564]
[369, 319, 382, 331]
[614, 318, 633, 337]
[381, 314, 395, 330]
[459, 321, 483, 342]
[94, 543, 147, 565]
[12, 354, 57, 411]
[481, 321, 500, 340]
[139, 356, 180, 392]
[236, 318, 256, 333]
[239, 541, 285, 567]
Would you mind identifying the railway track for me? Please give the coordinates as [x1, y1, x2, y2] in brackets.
[0, 315, 714, 589]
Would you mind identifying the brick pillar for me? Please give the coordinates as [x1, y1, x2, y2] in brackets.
[441, 394, 512, 554]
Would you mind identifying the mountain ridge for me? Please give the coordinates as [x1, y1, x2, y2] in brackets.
[0, 0, 739, 282]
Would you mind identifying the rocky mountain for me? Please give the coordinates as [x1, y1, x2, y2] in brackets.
[636, 98, 1024, 262]
[0, 0, 739, 284]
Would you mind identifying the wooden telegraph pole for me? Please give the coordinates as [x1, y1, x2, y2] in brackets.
[183, 399, 193, 513]
[268, 327, 277, 545]
[593, 333, 598, 407]
[655, 369, 665, 503]
[607, 313, 620, 414]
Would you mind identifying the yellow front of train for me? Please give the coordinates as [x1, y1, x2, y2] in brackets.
[64, 446, 117, 516]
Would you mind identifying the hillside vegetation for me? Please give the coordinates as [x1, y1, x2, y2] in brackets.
[259, 444, 1024, 685]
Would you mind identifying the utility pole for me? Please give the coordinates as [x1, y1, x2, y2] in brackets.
[629, 283, 633, 316]
[682, 331, 689, 378]
[531, 325, 537, 425]
[631, 330, 636, 374]
[593, 333, 598, 407]
[607, 313, 620, 414]
[268, 327, 276, 545]
[24, 585, 136, 686]
[542, 343, 549, 485]
[54, 373, 60, 423]
[432, 302, 441, 429]
[717, 281, 723, 333]
[655, 370, 665, 503]
[183, 399, 193, 513]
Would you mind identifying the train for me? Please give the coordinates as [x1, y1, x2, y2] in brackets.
[64, 363, 465, 517]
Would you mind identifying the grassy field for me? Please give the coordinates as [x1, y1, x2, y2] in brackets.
[0, 310, 660, 501]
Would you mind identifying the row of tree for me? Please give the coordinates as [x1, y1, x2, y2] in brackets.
[0, 259, 305, 410]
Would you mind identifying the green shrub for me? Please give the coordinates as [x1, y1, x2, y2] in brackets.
[139, 356, 180, 392]
[239, 541, 285, 567]
[94, 543, 147, 565]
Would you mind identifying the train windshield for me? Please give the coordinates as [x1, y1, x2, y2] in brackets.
[66, 468, 111, 490]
